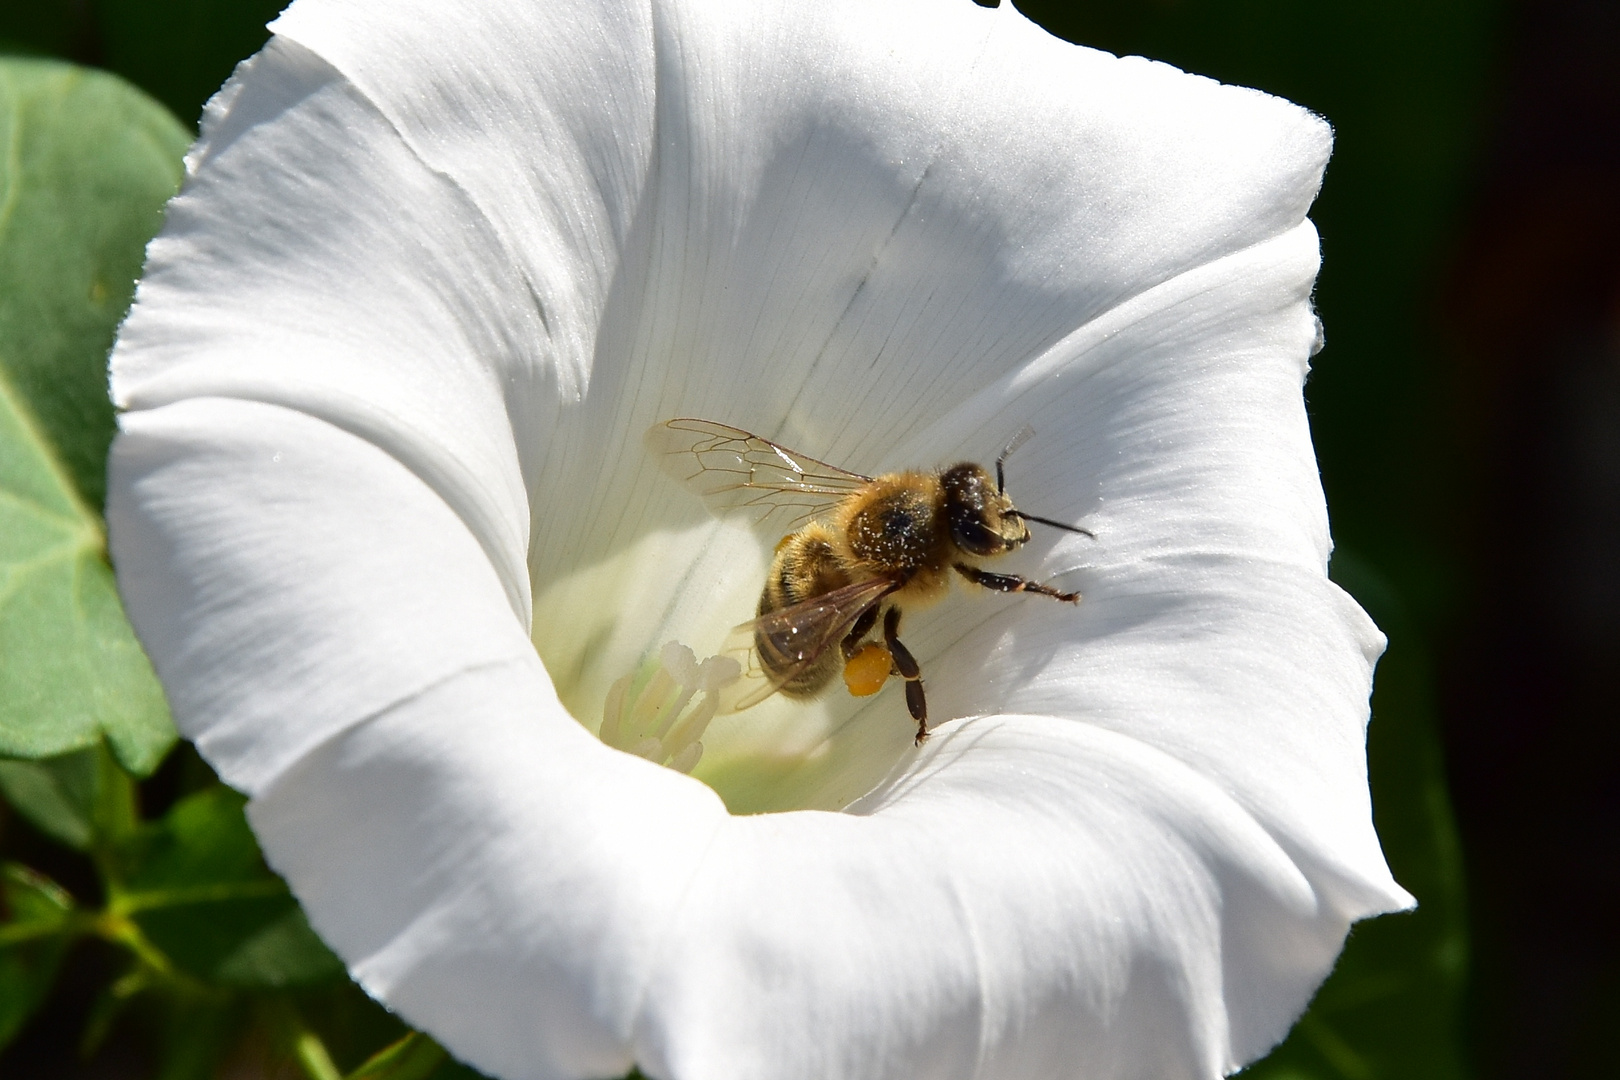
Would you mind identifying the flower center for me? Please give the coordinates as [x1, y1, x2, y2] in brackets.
[529, 521, 920, 814]
[597, 641, 739, 773]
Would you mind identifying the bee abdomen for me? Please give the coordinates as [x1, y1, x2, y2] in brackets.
[756, 625, 840, 697]
[757, 525, 850, 696]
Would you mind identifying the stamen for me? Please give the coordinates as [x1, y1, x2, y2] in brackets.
[599, 641, 741, 773]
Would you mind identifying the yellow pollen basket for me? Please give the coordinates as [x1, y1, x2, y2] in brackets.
[843, 642, 893, 697]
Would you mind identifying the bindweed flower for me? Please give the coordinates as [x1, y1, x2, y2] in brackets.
[105, 0, 1413, 1077]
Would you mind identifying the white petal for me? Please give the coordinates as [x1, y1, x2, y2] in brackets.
[107, 399, 532, 795]
[114, 36, 541, 625]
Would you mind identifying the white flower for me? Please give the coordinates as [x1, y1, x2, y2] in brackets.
[105, 0, 1412, 1077]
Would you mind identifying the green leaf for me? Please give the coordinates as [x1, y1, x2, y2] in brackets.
[350, 1032, 500, 1080]
[215, 905, 345, 988]
[346, 1032, 449, 1080]
[120, 786, 269, 891]
[79, 965, 151, 1060]
[0, 862, 73, 925]
[152, 994, 246, 1080]
[118, 785, 344, 987]
[0, 862, 76, 1050]
[0, 740, 137, 850]
[0, 57, 188, 775]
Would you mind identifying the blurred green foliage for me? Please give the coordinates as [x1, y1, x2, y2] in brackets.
[0, 0, 1493, 1077]
[0, 741, 473, 1079]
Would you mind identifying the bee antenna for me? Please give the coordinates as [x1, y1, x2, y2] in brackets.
[1008, 509, 1095, 539]
[996, 425, 1035, 494]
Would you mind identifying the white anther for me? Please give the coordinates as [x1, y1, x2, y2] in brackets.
[599, 641, 740, 773]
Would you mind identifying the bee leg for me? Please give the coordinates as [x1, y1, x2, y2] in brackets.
[883, 607, 928, 744]
[842, 604, 882, 659]
[953, 563, 1080, 604]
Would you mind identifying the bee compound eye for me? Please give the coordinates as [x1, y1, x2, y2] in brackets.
[950, 516, 1002, 557]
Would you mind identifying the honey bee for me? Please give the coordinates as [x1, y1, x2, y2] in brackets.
[646, 418, 1091, 744]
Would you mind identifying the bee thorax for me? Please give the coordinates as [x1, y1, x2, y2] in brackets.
[841, 477, 945, 574]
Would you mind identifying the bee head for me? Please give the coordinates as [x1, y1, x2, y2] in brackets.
[942, 456, 1095, 558]
[941, 464, 1029, 556]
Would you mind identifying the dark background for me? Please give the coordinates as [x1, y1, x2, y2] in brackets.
[3, 0, 1617, 1077]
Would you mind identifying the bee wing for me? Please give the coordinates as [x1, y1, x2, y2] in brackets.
[645, 417, 873, 526]
[721, 576, 900, 712]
